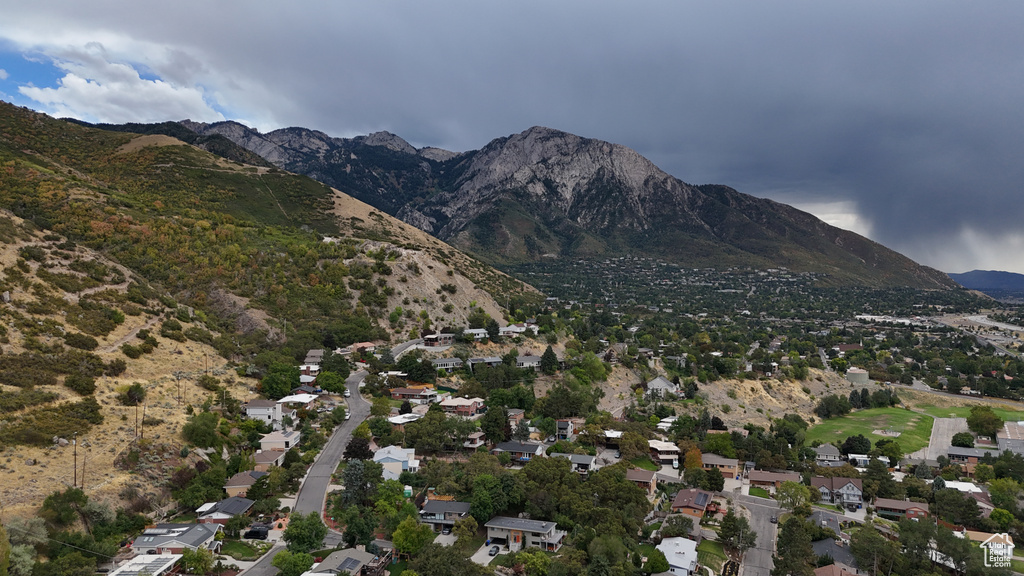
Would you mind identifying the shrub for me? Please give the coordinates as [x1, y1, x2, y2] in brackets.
[117, 383, 147, 406]
[64, 374, 97, 395]
[63, 332, 99, 351]
[121, 344, 142, 359]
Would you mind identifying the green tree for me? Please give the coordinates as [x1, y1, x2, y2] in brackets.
[850, 524, 898, 576]
[181, 411, 220, 448]
[344, 437, 374, 460]
[966, 405, 1003, 438]
[261, 363, 299, 399]
[659, 515, 694, 538]
[719, 509, 757, 553]
[480, 406, 508, 444]
[272, 550, 315, 576]
[950, 432, 974, 448]
[0, 523, 10, 576]
[703, 433, 736, 458]
[316, 371, 346, 394]
[777, 481, 812, 511]
[771, 517, 813, 576]
[540, 345, 559, 375]
[40, 488, 87, 528]
[702, 467, 725, 492]
[371, 396, 392, 417]
[453, 516, 478, 550]
[393, 516, 435, 557]
[179, 548, 214, 575]
[8, 545, 33, 576]
[282, 512, 327, 553]
[643, 549, 669, 573]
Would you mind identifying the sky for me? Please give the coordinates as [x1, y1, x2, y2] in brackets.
[1, 2, 1023, 273]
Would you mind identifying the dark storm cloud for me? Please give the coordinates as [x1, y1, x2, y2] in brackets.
[3, 1, 1024, 271]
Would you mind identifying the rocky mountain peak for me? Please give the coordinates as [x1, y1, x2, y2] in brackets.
[357, 131, 418, 155]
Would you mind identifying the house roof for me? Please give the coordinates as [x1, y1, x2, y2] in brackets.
[874, 498, 927, 511]
[749, 470, 800, 483]
[626, 469, 656, 483]
[648, 439, 679, 452]
[201, 496, 254, 517]
[647, 376, 676, 390]
[813, 561, 859, 576]
[518, 355, 542, 363]
[254, 451, 284, 464]
[260, 430, 299, 444]
[495, 441, 544, 454]
[313, 548, 376, 575]
[225, 470, 267, 488]
[485, 516, 555, 533]
[374, 445, 416, 462]
[811, 476, 862, 491]
[109, 554, 182, 576]
[551, 453, 596, 466]
[657, 537, 698, 573]
[814, 444, 842, 458]
[421, 500, 471, 515]
[132, 523, 218, 550]
[947, 446, 994, 458]
[701, 454, 738, 467]
[672, 488, 712, 510]
[245, 399, 277, 409]
[277, 393, 318, 404]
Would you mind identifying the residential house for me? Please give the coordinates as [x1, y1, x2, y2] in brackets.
[419, 500, 471, 532]
[873, 498, 929, 520]
[603, 430, 623, 447]
[305, 548, 391, 576]
[244, 399, 285, 430]
[439, 396, 485, 417]
[387, 413, 423, 432]
[260, 430, 300, 452]
[423, 333, 455, 347]
[671, 488, 713, 518]
[197, 497, 254, 525]
[507, 409, 526, 428]
[811, 477, 863, 508]
[551, 453, 599, 475]
[130, 523, 221, 555]
[224, 470, 267, 498]
[304, 349, 325, 365]
[108, 555, 181, 576]
[468, 357, 503, 371]
[656, 537, 699, 576]
[748, 470, 800, 492]
[390, 387, 438, 404]
[373, 446, 420, 481]
[947, 446, 995, 465]
[492, 441, 545, 463]
[556, 419, 575, 440]
[814, 444, 844, 467]
[464, 328, 488, 341]
[649, 439, 681, 465]
[626, 469, 657, 498]
[430, 358, 464, 373]
[833, 344, 863, 357]
[484, 517, 565, 552]
[253, 450, 285, 472]
[942, 481, 996, 513]
[701, 454, 739, 480]
[499, 323, 537, 338]
[813, 563, 860, 576]
[516, 355, 542, 371]
[645, 376, 679, 399]
[463, 431, 485, 450]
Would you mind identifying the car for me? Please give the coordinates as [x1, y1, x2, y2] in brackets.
[344, 389, 351, 397]
[672, 459, 679, 469]
[442, 527, 452, 535]
[488, 545, 500, 556]
[770, 516, 778, 524]
[244, 527, 269, 540]
[546, 436, 556, 443]
[614, 451, 621, 459]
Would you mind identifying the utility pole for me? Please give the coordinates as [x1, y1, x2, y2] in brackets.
[72, 432, 78, 488]
[81, 449, 87, 490]
[140, 404, 146, 440]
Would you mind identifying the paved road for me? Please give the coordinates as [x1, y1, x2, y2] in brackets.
[733, 494, 779, 576]
[243, 370, 370, 576]
[925, 417, 967, 460]
[391, 339, 423, 359]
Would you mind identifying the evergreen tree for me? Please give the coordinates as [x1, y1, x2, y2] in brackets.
[540, 345, 559, 375]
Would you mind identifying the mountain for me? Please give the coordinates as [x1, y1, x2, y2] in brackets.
[180, 121, 955, 289]
[948, 270, 1024, 300]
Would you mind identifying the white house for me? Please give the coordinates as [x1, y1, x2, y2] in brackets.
[374, 445, 420, 481]
[657, 537, 699, 576]
[485, 517, 566, 552]
[499, 323, 537, 337]
[645, 376, 679, 399]
[260, 430, 300, 452]
[244, 399, 285, 430]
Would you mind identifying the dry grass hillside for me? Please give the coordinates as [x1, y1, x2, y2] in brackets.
[0, 214, 258, 517]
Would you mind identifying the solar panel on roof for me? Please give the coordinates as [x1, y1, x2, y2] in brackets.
[695, 493, 709, 507]
[339, 557, 362, 572]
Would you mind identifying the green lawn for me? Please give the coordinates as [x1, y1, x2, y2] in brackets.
[805, 407, 933, 453]
[220, 540, 260, 561]
[917, 404, 1024, 421]
[631, 457, 660, 471]
[697, 539, 727, 572]
[388, 560, 408, 576]
[748, 487, 770, 499]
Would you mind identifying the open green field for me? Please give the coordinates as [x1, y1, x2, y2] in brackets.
[697, 539, 727, 572]
[917, 404, 1024, 421]
[805, 407, 933, 453]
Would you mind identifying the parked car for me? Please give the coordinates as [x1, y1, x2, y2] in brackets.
[489, 545, 500, 556]
[770, 516, 778, 524]
[244, 527, 269, 540]
[442, 527, 452, 535]
[344, 389, 351, 397]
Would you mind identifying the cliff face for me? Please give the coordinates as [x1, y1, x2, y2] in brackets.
[181, 121, 956, 288]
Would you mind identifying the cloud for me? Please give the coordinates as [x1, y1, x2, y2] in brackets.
[0, 69, 8, 80]
[16, 43, 223, 124]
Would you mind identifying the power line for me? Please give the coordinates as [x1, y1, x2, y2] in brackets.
[4, 523, 118, 560]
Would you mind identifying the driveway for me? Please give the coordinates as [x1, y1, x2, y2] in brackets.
[434, 533, 457, 547]
[470, 543, 498, 565]
[733, 494, 779, 576]
[925, 417, 967, 460]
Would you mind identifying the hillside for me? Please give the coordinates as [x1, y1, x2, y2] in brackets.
[948, 269, 1024, 300]
[0, 102, 534, 511]
[180, 121, 956, 289]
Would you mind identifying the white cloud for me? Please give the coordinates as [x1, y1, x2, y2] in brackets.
[16, 44, 224, 124]
[0, 69, 8, 80]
